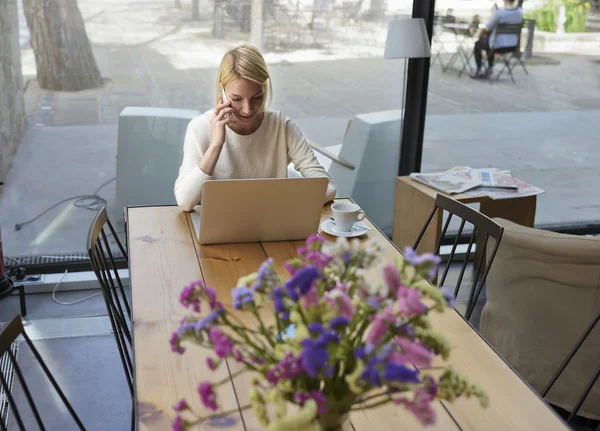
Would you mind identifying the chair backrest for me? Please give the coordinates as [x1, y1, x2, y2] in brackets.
[87, 207, 133, 398]
[413, 194, 504, 322]
[480, 218, 600, 420]
[495, 21, 525, 47]
[0, 316, 86, 430]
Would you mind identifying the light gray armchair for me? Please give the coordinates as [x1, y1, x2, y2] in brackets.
[480, 218, 600, 420]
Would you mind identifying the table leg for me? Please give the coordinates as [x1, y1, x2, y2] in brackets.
[392, 179, 441, 255]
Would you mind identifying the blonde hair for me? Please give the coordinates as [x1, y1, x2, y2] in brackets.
[216, 44, 272, 109]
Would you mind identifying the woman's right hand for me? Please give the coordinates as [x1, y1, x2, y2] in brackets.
[210, 100, 234, 147]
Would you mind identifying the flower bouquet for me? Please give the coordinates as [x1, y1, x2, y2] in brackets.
[170, 235, 488, 430]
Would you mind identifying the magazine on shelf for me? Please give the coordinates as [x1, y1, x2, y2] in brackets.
[410, 167, 544, 200]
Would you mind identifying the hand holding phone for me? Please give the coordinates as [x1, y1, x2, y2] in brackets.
[220, 85, 233, 120]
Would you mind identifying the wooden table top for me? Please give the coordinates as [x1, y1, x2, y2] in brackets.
[127, 201, 568, 430]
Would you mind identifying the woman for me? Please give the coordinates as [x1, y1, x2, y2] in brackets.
[174, 44, 337, 212]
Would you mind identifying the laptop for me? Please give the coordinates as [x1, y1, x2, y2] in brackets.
[192, 177, 329, 245]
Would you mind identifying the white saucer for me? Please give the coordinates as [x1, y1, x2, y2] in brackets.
[320, 219, 370, 238]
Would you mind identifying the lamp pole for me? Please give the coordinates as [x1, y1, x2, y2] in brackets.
[397, 0, 436, 176]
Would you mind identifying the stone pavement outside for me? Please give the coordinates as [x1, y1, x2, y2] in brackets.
[1, 0, 599, 258]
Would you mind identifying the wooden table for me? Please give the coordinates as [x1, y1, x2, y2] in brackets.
[392, 176, 537, 255]
[127, 200, 566, 431]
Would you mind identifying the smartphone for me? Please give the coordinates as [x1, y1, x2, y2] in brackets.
[220, 85, 233, 120]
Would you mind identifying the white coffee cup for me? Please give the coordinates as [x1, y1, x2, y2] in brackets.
[331, 202, 365, 232]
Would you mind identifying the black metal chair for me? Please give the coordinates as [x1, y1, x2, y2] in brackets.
[413, 194, 504, 322]
[87, 207, 134, 429]
[0, 315, 86, 430]
[541, 311, 600, 429]
[491, 22, 529, 83]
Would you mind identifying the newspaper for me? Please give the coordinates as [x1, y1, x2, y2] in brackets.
[410, 167, 480, 194]
[411, 166, 544, 200]
[464, 177, 545, 200]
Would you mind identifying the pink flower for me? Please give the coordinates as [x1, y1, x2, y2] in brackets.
[170, 332, 185, 354]
[394, 388, 436, 426]
[366, 307, 397, 346]
[383, 264, 402, 291]
[205, 286, 218, 310]
[172, 415, 183, 431]
[173, 399, 187, 412]
[198, 382, 218, 411]
[180, 280, 204, 311]
[206, 357, 218, 371]
[325, 290, 355, 320]
[233, 348, 243, 362]
[390, 338, 433, 368]
[397, 285, 427, 318]
[301, 284, 320, 308]
[209, 327, 233, 358]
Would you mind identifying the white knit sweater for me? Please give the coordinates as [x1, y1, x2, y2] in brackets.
[174, 109, 334, 211]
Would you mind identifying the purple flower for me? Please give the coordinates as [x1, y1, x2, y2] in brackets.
[252, 258, 274, 291]
[189, 310, 221, 332]
[397, 286, 427, 318]
[306, 234, 325, 248]
[301, 284, 320, 308]
[206, 357, 218, 371]
[315, 330, 340, 349]
[198, 382, 218, 411]
[366, 307, 396, 347]
[392, 338, 433, 368]
[403, 247, 442, 281]
[301, 338, 330, 377]
[233, 348, 243, 363]
[308, 322, 325, 334]
[329, 316, 350, 330]
[285, 266, 321, 298]
[394, 388, 436, 426]
[383, 362, 420, 383]
[267, 353, 304, 384]
[272, 287, 286, 314]
[325, 290, 355, 320]
[209, 327, 233, 358]
[170, 332, 185, 354]
[355, 346, 367, 360]
[173, 415, 183, 431]
[205, 287, 218, 311]
[360, 359, 382, 386]
[383, 264, 402, 291]
[180, 280, 204, 312]
[367, 296, 384, 309]
[173, 399, 187, 412]
[294, 390, 327, 415]
[441, 286, 456, 307]
[232, 286, 254, 309]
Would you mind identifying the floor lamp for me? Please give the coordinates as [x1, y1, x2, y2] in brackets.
[384, 18, 431, 174]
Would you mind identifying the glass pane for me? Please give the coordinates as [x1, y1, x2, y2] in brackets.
[1, 0, 408, 266]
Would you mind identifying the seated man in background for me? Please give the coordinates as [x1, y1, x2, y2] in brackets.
[470, 0, 523, 79]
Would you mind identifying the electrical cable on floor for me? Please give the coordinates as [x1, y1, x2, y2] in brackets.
[14, 177, 116, 231]
[52, 270, 102, 306]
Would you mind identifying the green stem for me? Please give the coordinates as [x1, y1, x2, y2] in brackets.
[252, 305, 275, 348]
[188, 404, 253, 426]
[356, 391, 391, 405]
[214, 368, 247, 387]
[222, 313, 271, 354]
[350, 397, 392, 411]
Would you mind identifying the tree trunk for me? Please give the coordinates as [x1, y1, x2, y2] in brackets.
[22, 0, 102, 91]
[0, 0, 27, 182]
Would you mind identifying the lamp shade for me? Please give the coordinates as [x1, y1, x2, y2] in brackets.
[384, 18, 431, 59]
